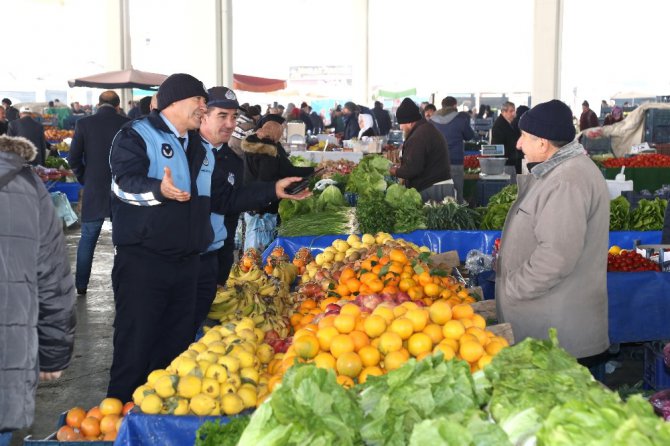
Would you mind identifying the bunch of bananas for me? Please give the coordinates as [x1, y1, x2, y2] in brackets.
[207, 265, 292, 337]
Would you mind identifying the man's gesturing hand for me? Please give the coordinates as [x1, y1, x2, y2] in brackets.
[161, 166, 191, 201]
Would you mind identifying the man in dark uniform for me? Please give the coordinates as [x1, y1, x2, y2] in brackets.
[107, 73, 212, 402]
[68, 91, 129, 295]
[193, 86, 309, 334]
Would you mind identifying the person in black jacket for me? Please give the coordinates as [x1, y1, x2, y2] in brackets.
[2, 98, 19, 122]
[390, 98, 451, 202]
[0, 107, 7, 135]
[67, 91, 129, 296]
[373, 101, 392, 135]
[7, 107, 46, 166]
[193, 87, 309, 334]
[107, 73, 212, 402]
[342, 101, 360, 140]
[491, 101, 519, 177]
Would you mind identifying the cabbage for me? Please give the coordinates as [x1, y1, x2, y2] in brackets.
[316, 185, 346, 210]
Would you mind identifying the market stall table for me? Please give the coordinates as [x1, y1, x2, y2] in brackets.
[603, 167, 670, 192]
[287, 150, 364, 164]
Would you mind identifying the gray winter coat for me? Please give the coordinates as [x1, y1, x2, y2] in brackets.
[496, 141, 610, 358]
[0, 136, 76, 431]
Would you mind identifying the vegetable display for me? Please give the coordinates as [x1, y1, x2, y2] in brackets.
[346, 155, 391, 196]
[384, 183, 426, 233]
[479, 185, 517, 230]
[424, 199, 480, 230]
[278, 209, 356, 237]
[607, 250, 661, 272]
[195, 416, 250, 446]
[629, 198, 667, 231]
[609, 196, 630, 230]
[602, 154, 670, 168]
[356, 192, 396, 235]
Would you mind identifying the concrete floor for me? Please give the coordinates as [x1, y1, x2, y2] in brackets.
[11, 221, 652, 444]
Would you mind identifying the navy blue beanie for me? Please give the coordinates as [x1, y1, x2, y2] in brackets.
[396, 98, 422, 124]
[157, 73, 208, 111]
[519, 99, 576, 142]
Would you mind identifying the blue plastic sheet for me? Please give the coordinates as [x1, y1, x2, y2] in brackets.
[609, 231, 661, 248]
[115, 411, 234, 446]
[607, 271, 670, 344]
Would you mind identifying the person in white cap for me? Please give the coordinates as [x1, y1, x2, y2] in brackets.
[7, 106, 46, 165]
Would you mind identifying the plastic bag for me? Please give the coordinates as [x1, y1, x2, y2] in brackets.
[464, 249, 493, 275]
[50, 191, 78, 227]
[243, 212, 277, 252]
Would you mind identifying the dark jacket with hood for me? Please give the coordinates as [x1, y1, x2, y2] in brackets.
[67, 104, 129, 221]
[373, 104, 392, 135]
[396, 118, 451, 191]
[241, 134, 314, 214]
[343, 112, 360, 140]
[0, 135, 76, 431]
[109, 111, 213, 257]
[430, 107, 475, 165]
[492, 115, 519, 168]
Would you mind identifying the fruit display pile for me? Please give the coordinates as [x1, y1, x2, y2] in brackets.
[602, 153, 670, 168]
[59, 398, 133, 442]
[607, 248, 661, 272]
[44, 127, 74, 142]
[464, 155, 480, 171]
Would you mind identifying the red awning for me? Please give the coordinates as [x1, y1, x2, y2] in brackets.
[233, 74, 286, 93]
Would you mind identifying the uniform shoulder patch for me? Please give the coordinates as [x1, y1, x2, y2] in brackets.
[161, 143, 174, 158]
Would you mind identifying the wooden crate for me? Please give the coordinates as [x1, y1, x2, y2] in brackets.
[471, 299, 496, 321]
[487, 322, 514, 345]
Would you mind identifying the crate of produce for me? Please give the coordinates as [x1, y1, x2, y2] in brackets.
[46, 181, 82, 202]
[644, 108, 670, 144]
[644, 343, 670, 391]
[23, 412, 113, 445]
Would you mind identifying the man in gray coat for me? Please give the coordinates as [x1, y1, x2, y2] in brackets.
[496, 100, 610, 370]
[0, 135, 76, 445]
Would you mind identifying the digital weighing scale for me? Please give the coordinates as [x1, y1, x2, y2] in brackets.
[479, 144, 511, 181]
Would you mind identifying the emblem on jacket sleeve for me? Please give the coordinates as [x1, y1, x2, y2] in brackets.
[161, 144, 174, 158]
[228, 172, 235, 185]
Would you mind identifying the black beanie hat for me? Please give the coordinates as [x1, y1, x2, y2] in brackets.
[256, 113, 286, 129]
[396, 98, 422, 124]
[157, 73, 208, 111]
[519, 99, 576, 142]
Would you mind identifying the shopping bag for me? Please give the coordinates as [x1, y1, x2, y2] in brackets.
[50, 191, 78, 227]
[243, 212, 277, 252]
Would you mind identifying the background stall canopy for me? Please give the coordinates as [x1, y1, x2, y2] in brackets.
[68, 68, 168, 90]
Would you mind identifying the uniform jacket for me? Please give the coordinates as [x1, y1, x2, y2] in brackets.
[396, 118, 451, 192]
[0, 136, 76, 431]
[67, 105, 129, 221]
[109, 111, 212, 257]
[491, 115, 519, 168]
[496, 141, 610, 358]
[241, 134, 314, 214]
[7, 116, 46, 166]
[431, 108, 475, 166]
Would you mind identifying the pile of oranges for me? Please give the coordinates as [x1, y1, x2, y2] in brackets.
[268, 298, 508, 390]
[56, 398, 133, 442]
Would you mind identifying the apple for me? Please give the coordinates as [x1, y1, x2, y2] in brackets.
[325, 304, 341, 313]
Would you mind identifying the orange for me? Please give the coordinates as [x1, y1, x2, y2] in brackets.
[349, 330, 370, 352]
[433, 343, 456, 361]
[355, 316, 367, 332]
[339, 267, 356, 283]
[471, 314, 486, 329]
[300, 298, 317, 311]
[460, 318, 474, 329]
[336, 375, 355, 389]
[428, 300, 453, 325]
[334, 314, 356, 334]
[359, 272, 378, 284]
[384, 350, 408, 371]
[422, 323, 444, 345]
[389, 318, 414, 340]
[389, 249, 408, 264]
[330, 334, 355, 358]
[442, 320, 465, 340]
[100, 414, 120, 434]
[378, 256, 391, 266]
[318, 315, 336, 330]
[320, 296, 340, 311]
[485, 340, 505, 356]
[358, 345, 381, 367]
[452, 304, 474, 320]
[65, 407, 86, 429]
[335, 283, 351, 297]
[293, 334, 320, 359]
[405, 309, 429, 332]
[290, 313, 303, 327]
[336, 352, 363, 378]
[345, 278, 361, 293]
[80, 416, 101, 438]
[466, 327, 489, 345]
[494, 336, 510, 347]
[340, 303, 362, 318]
[103, 431, 118, 441]
[478, 354, 493, 369]
[122, 402, 135, 416]
[372, 305, 395, 325]
[367, 279, 384, 293]
[423, 283, 441, 298]
[440, 337, 460, 352]
[56, 426, 82, 442]
[86, 406, 103, 420]
[392, 305, 408, 318]
[372, 264, 383, 275]
[407, 332, 433, 357]
[407, 287, 425, 301]
[316, 326, 339, 352]
[300, 314, 315, 326]
[460, 341, 484, 363]
[358, 366, 384, 384]
[418, 271, 433, 286]
[415, 351, 432, 362]
[387, 262, 404, 275]
[313, 352, 336, 369]
[378, 332, 403, 355]
[440, 289, 453, 300]
[400, 301, 419, 311]
[459, 333, 479, 345]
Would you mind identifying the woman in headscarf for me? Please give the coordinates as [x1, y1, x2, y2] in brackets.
[603, 106, 624, 126]
[357, 113, 377, 139]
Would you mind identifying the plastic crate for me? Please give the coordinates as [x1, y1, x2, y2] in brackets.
[644, 109, 670, 144]
[46, 182, 82, 202]
[582, 135, 612, 154]
[475, 179, 511, 207]
[643, 343, 670, 391]
[24, 412, 113, 445]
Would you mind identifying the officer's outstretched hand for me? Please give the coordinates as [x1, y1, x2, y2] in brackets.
[276, 176, 311, 200]
[161, 167, 191, 201]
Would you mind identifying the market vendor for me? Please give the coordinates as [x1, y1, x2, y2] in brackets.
[389, 97, 452, 202]
[107, 73, 213, 402]
[194, 87, 309, 335]
[496, 99, 610, 375]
